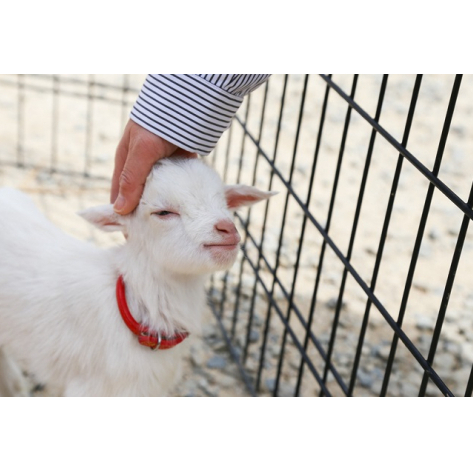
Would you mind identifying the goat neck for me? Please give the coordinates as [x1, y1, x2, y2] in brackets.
[113, 241, 206, 337]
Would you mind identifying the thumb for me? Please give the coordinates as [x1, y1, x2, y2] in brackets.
[113, 154, 155, 215]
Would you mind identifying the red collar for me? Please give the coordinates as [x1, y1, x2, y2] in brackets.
[116, 275, 189, 350]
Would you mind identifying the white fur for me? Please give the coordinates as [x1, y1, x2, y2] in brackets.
[0, 158, 275, 396]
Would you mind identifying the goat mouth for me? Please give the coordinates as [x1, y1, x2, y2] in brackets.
[203, 243, 239, 250]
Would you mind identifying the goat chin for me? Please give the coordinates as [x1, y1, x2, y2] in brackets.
[204, 245, 240, 268]
[0, 158, 276, 396]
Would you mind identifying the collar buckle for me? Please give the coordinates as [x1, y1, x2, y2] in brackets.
[150, 331, 162, 351]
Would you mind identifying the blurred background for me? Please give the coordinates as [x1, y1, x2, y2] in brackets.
[0, 74, 472, 396]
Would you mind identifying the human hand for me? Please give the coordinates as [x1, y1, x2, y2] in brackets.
[111, 119, 197, 215]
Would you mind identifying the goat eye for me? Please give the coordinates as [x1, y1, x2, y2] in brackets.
[153, 210, 178, 217]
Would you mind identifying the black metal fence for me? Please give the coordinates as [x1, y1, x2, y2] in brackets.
[207, 74, 473, 397]
[1, 74, 472, 397]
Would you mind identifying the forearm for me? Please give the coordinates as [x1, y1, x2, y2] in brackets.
[130, 74, 271, 155]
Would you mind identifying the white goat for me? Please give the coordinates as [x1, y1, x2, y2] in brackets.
[0, 158, 275, 396]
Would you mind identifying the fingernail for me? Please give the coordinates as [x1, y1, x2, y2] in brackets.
[114, 195, 126, 213]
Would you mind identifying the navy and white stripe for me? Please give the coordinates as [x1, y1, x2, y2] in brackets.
[130, 74, 271, 155]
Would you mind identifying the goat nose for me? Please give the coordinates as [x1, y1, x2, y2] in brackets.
[215, 219, 238, 237]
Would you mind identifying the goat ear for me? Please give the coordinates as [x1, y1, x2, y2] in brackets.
[224, 185, 278, 210]
[77, 204, 127, 233]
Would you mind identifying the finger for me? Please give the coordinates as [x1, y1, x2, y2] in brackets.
[111, 141, 128, 204]
[113, 150, 156, 215]
[111, 122, 131, 204]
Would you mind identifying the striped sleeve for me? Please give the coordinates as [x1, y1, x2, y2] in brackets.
[130, 74, 271, 155]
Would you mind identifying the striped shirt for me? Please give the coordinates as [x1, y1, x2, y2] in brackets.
[130, 74, 271, 155]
